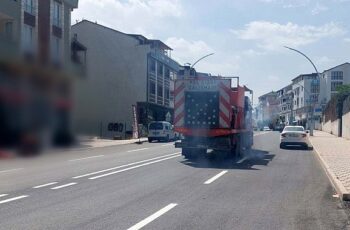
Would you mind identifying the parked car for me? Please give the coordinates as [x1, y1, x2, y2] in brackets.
[148, 121, 177, 142]
[263, 126, 271, 131]
[280, 126, 308, 149]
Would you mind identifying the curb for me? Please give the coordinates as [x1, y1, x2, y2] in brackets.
[309, 137, 350, 201]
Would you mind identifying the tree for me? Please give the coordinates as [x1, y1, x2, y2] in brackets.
[336, 84, 350, 97]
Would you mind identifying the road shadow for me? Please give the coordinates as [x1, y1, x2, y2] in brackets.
[280, 145, 313, 151]
[181, 148, 275, 170]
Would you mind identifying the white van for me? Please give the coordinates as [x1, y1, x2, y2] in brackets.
[148, 121, 177, 142]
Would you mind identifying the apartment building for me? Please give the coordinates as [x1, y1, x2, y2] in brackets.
[0, 0, 82, 147]
[257, 91, 279, 126]
[277, 84, 293, 125]
[320, 63, 350, 103]
[71, 20, 180, 138]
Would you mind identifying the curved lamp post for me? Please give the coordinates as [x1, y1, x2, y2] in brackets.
[284, 46, 320, 136]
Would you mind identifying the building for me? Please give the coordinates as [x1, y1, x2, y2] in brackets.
[71, 20, 180, 138]
[0, 0, 83, 148]
[277, 84, 293, 125]
[257, 91, 279, 127]
[320, 62, 350, 104]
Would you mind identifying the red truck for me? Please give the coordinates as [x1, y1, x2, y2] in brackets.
[174, 72, 253, 159]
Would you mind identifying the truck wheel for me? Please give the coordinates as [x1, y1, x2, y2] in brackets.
[182, 148, 192, 159]
[148, 138, 153, 143]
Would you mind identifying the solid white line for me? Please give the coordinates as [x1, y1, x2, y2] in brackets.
[127, 148, 149, 153]
[253, 132, 268, 136]
[73, 152, 180, 179]
[0, 168, 23, 174]
[0, 195, 28, 204]
[68, 155, 104, 162]
[0, 194, 8, 198]
[204, 170, 228, 184]
[127, 203, 178, 230]
[89, 155, 180, 180]
[161, 144, 173, 147]
[33, 182, 58, 189]
[51, 182, 77, 190]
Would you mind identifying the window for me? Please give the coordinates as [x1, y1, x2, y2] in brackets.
[331, 81, 343, 91]
[331, 71, 343, 80]
[158, 85, 163, 97]
[149, 59, 156, 72]
[23, 24, 34, 52]
[150, 81, 156, 94]
[53, 1, 62, 27]
[165, 68, 170, 79]
[24, 0, 34, 15]
[4, 22, 13, 39]
[52, 36, 61, 61]
[165, 87, 170, 99]
[311, 84, 319, 94]
[157, 63, 163, 76]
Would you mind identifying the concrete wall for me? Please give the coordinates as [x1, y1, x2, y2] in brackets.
[343, 111, 350, 140]
[71, 21, 149, 138]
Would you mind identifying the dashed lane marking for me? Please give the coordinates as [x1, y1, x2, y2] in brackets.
[127, 148, 149, 153]
[33, 182, 58, 189]
[51, 183, 77, 190]
[68, 155, 105, 162]
[0, 195, 28, 204]
[127, 203, 178, 230]
[204, 170, 228, 184]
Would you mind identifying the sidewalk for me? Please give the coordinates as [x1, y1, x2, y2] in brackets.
[309, 130, 350, 201]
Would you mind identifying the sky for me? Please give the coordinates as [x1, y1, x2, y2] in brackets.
[72, 0, 350, 105]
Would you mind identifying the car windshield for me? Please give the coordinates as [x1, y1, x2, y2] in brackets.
[149, 122, 163, 130]
[284, 127, 304, 132]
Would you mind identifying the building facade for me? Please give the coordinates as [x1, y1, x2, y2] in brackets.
[71, 20, 180, 138]
[0, 0, 81, 148]
[277, 84, 293, 125]
[320, 63, 350, 104]
[257, 91, 279, 127]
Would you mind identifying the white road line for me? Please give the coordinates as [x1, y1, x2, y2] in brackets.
[161, 144, 174, 147]
[33, 182, 58, 189]
[204, 170, 228, 184]
[127, 203, 178, 230]
[73, 152, 180, 179]
[51, 182, 77, 190]
[0, 194, 8, 198]
[0, 195, 28, 204]
[89, 155, 180, 180]
[68, 155, 104, 162]
[127, 148, 149, 153]
[0, 168, 23, 174]
[237, 156, 249, 164]
[254, 132, 268, 136]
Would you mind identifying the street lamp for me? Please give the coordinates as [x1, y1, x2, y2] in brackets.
[191, 53, 215, 69]
[284, 46, 320, 136]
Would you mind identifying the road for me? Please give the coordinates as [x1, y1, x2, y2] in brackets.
[0, 132, 349, 230]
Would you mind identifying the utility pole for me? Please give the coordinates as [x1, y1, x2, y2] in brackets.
[284, 46, 320, 136]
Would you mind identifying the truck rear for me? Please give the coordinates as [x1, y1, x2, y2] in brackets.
[174, 77, 253, 158]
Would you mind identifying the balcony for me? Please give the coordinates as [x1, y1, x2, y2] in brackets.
[149, 49, 179, 71]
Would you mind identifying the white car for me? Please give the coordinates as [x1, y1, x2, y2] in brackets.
[148, 121, 177, 142]
[263, 126, 271, 131]
[280, 126, 308, 149]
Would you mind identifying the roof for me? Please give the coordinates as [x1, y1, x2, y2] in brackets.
[258, 91, 277, 100]
[64, 0, 79, 8]
[322, 62, 350, 73]
[72, 20, 172, 50]
[291, 73, 317, 82]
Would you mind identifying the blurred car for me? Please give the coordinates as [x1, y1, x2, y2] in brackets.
[148, 121, 177, 142]
[263, 126, 271, 131]
[280, 126, 308, 149]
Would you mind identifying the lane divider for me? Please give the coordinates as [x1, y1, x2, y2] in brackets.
[73, 152, 180, 179]
[204, 170, 228, 184]
[51, 183, 77, 190]
[0, 168, 24, 174]
[127, 203, 178, 230]
[68, 155, 105, 162]
[127, 148, 149, 153]
[89, 155, 180, 180]
[0, 194, 8, 198]
[0, 195, 28, 204]
[33, 182, 58, 189]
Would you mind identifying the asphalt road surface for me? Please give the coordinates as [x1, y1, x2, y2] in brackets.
[0, 132, 349, 230]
